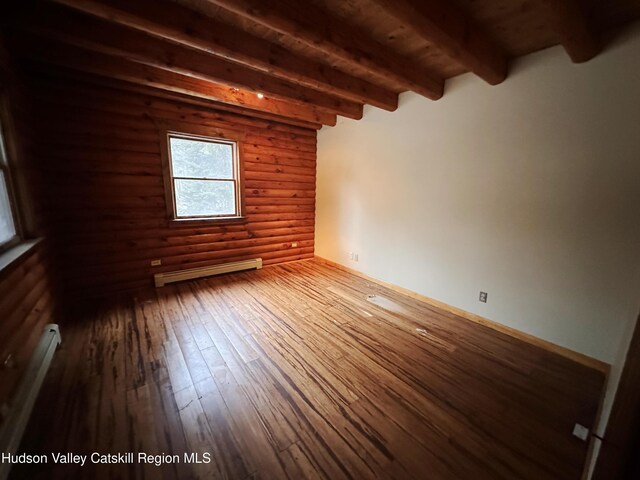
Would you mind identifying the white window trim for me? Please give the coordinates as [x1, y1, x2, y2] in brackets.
[158, 123, 246, 227]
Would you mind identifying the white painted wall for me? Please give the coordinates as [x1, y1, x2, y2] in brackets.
[317, 24, 640, 365]
[317, 26, 640, 472]
[317, 28, 640, 461]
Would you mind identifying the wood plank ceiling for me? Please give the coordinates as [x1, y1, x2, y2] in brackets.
[5, 0, 640, 129]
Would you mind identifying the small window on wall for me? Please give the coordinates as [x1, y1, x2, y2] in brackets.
[162, 130, 245, 224]
[0, 117, 18, 251]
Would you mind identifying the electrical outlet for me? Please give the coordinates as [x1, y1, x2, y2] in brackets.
[349, 252, 359, 262]
[479, 291, 488, 303]
[291, 242, 298, 248]
[151, 259, 162, 266]
[572, 424, 590, 441]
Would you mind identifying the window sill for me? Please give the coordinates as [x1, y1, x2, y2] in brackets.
[0, 238, 42, 275]
[168, 216, 247, 228]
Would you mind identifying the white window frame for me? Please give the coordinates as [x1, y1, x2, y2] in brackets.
[159, 124, 246, 226]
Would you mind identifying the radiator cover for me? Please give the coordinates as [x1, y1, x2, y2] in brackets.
[154, 258, 263, 287]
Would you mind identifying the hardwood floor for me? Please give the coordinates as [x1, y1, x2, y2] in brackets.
[12, 259, 605, 480]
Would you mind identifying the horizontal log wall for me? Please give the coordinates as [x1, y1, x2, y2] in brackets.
[0, 245, 56, 415]
[0, 48, 57, 419]
[25, 76, 316, 297]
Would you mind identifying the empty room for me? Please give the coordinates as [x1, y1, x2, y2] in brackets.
[1, 0, 640, 479]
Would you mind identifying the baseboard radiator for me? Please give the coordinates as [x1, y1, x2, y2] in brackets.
[154, 258, 263, 287]
[0, 324, 61, 480]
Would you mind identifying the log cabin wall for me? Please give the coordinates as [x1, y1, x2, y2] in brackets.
[0, 244, 56, 415]
[24, 75, 317, 298]
[0, 50, 57, 416]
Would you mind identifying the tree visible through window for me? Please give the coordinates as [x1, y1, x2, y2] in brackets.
[167, 133, 241, 219]
[0, 117, 18, 250]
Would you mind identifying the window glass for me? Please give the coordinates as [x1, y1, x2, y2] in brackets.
[169, 137, 233, 179]
[174, 179, 236, 217]
[168, 134, 240, 219]
[0, 118, 17, 247]
[0, 170, 16, 245]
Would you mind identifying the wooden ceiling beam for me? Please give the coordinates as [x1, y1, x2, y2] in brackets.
[14, 35, 337, 126]
[50, 0, 398, 111]
[369, 0, 507, 85]
[22, 63, 323, 131]
[204, 0, 444, 100]
[22, 6, 362, 120]
[541, 0, 601, 63]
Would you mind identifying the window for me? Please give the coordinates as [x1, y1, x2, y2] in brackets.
[0, 116, 18, 251]
[162, 130, 244, 224]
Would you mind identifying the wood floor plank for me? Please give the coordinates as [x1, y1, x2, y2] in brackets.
[13, 260, 606, 480]
[129, 297, 173, 390]
[206, 363, 293, 479]
[173, 384, 225, 479]
[194, 377, 253, 480]
[279, 442, 325, 480]
[126, 384, 162, 480]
